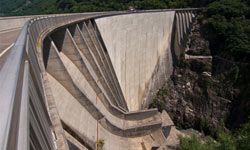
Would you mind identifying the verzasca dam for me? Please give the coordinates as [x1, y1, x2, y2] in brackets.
[0, 9, 199, 150]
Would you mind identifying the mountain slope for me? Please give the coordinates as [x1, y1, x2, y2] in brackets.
[0, 0, 57, 16]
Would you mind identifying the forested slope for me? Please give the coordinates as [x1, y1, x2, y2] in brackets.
[0, 0, 57, 16]
[0, 0, 214, 16]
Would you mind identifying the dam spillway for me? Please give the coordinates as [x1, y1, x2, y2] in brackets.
[0, 10, 197, 150]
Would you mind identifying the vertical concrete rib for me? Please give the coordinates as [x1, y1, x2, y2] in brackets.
[75, 24, 123, 110]
[46, 37, 83, 100]
[65, 27, 120, 107]
[175, 13, 181, 46]
[81, 22, 125, 108]
[86, 21, 128, 111]
[63, 27, 130, 116]
[178, 13, 183, 43]
[188, 11, 193, 24]
[75, 24, 125, 110]
[46, 38, 104, 121]
[182, 12, 187, 35]
[185, 12, 190, 29]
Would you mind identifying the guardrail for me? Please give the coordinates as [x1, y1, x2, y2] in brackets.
[0, 11, 139, 149]
[0, 13, 107, 150]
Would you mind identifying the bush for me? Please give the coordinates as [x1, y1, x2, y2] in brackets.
[204, 0, 250, 60]
[206, 0, 248, 19]
[149, 98, 165, 112]
[237, 120, 250, 149]
[217, 131, 236, 150]
[180, 135, 217, 150]
[194, 118, 217, 137]
[180, 119, 250, 150]
[96, 139, 104, 150]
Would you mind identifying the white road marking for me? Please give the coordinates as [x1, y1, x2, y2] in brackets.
[0, 27, 22, 34]
[0, 43, 14, 57]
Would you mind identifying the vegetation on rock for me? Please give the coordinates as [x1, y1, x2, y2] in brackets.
[202, 0, 250, 129]
[148, 0, 250, 149]
[96, 139, 105, 150]
[0, 0, 216, 16]
[179, 120, 250, 150]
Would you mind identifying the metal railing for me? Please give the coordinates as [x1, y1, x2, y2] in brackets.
[0, 13, 107, 150]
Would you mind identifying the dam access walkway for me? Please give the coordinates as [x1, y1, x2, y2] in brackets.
[0, 16, 29, 70]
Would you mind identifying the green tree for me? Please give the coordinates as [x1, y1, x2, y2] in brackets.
[237, 121, 250, 149]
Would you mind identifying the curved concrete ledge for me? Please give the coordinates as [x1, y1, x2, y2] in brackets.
[47, 72, 161, 137]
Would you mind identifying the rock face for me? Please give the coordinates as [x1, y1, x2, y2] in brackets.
[162, 68, 230, 131]
[150, 18, 232, 135]
[186, 19, 211, 56]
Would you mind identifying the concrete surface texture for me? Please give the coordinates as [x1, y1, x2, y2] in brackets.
[42, 11, 195, 149]
[96, 12, 175, 111]
[44, 22, 163, 134]
[48, 73, 166, 150]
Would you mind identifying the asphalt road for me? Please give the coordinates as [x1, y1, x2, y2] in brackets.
[0, 28, 21, 53]
[0, 28, 21, 70]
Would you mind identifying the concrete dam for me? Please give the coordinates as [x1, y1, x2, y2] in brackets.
[0, 9, 197, 150]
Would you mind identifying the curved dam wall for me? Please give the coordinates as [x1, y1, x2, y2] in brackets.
[96, 12, 175, 111]
[0, 10, 197, 150]
[42, 13, 166, 149]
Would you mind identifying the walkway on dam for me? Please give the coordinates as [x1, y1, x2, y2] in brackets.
[0, 28, 21, 51]
[0, 16, 29, 70]
[0, 28, 22, 70]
